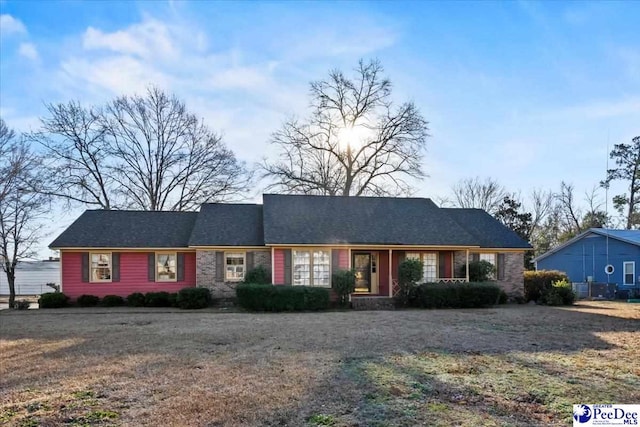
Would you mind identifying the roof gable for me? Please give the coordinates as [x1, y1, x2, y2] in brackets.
[442, 208, 532, 249]
[188, 204, 264, 246]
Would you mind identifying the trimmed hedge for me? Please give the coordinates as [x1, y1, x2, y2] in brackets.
[176, 287, 211, 309]
[145, 291, 174, 307]
[236, 284, 330, 312]
[541, 279, 575, 306]
[127, 292, 146, 307]
[413, 282, 502, 309]
[39, 292, 69, 308]
[101, 295, 125, 307]
[77, 294, 100, 307]
[243, 265, 271, 285]
[524, 270, 569, 302]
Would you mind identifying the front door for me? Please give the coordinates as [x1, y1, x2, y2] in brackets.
[353, 252, 371, 292]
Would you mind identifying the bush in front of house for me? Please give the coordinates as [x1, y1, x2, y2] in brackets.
[540, 279, 575, 306]
[236, 284, 330, 312]
[144, 291, 173, 307]
[332, 269, 356, 307]
[39, 292, 70, 308]
[524, 270, 569, 302]
[457, 260, 496, 282]
[101, 295, 125, 307]
[126, 292, 146, 307]
[243, 265, 271, 285]
[176, 287, 211, 309]
[396, 258, 423, 306]
[413, 282, 502, 308]
[77, 294, 100, 307]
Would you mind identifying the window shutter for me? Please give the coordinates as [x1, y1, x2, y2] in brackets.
[246, 251, 254, 271]
[112, 253, 120, 282]
[497, 253, 506, 280]
[81, 252, 89, 282]
[472, 253, 479, 263]
[177, 252, 185, 281]
[148, 253, 156, 282]
[284, 249, 292, 285]
[331, 249, 340, 277]
[438, 252, 446, 280]
[215, 252, 224, 282]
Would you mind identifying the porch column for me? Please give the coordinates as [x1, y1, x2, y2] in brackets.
[465, 249, 470, 282]
[271, 247, 275, 285]
[388, 249, 393, 297]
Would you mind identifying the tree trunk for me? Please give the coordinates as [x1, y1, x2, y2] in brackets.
[6, 269, 16, 309]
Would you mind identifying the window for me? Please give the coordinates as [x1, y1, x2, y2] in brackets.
[225, 252, 245, 281]
[156, 252, 177, 282]
[406, 252, 438, 283]
[90, 253, 111, 282]
[293, 249, 330, 287]
[479, 253, 497, 279]
[624, 262, 635, 285]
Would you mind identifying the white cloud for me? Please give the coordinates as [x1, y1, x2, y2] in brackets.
[0, 14, 27, 36]
[18, 42, 39, 61]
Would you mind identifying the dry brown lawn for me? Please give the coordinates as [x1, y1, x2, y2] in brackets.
[1, 301, 638, 426]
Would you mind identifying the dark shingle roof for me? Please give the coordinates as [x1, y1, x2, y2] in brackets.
[49, 210, 198, 248]
[262, 194, 478, 246]
[443, 208, 532, 249]
[188, 204, 264, 246]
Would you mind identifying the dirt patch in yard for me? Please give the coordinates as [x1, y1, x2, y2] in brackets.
[1, 301, 638, 426]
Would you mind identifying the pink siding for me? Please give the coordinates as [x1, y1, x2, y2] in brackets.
[61, 251, 196, 300]
[338, 249, 349, 269]
[378, 250, 389, 296]
[273, 249, 285, 285]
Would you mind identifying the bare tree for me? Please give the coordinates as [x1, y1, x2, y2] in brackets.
[0, 119, 49, 308]
[31, 87, 251, 211]
[450, 176, 509, 215]
[556, 181, 582, 235]
[603, 135, 640, 229]
[262, 59, 429, 196]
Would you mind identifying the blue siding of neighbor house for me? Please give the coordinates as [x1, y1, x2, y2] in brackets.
[536, 234, 640, 287]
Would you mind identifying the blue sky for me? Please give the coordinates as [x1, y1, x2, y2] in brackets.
[1, 1, 639, 256]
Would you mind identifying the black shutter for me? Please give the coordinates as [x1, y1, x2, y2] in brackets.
[112, 253, 120, 282]
[284, 249, 292, 285]
[177, 253, 185, 281]
[472, 253, 479, 263]
[331, 249, 340, 277]
[497, 253, 506, 280]
[438, 252, 446, 281]
[246, 251, 254, 271]
[81, 252, 89, 282]
[215, 252, 224, 282]
[148, 253, 155, 282]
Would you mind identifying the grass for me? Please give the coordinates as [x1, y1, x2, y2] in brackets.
[0, 301, 638, 426]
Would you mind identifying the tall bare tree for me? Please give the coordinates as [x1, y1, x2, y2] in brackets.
[0, 119, 49, 308]
[450, 176, 509, 215]
[30, 87, 251, 211]
[263, 59, 429, 196]
[603, 135, 640, 229]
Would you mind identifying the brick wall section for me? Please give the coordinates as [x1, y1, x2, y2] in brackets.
[196, 249, 272, 300]
[497, 252, 525, 298]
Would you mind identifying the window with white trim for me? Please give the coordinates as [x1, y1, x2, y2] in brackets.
[90, 253, 112, 282]
[479, 253, 497, 279]
[156, 252, 177, 282]
[293, 249, 330, 287]
[225, 252, 245, 281]
[624, 261, 635, 285]
[406, 252, 438, 283]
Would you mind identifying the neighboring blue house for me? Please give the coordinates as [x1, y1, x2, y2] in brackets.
[534, 229, 640, 290]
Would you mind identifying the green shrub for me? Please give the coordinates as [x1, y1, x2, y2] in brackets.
[126, 292, 146, 307]
[524, 270, 569, 302]
[77, 294, 100, 307]
[332, 269, 356, 307]
[39, 292, 69, 308]
[236, 284, 329, 312]
[176, 287, 211, 309]
[541, 279, 575, 306]
[101, 295, 125, 307]
[243, 265, 271, 284]
[498, 290, 508, 304]
[414, 282, 501, 309]
[14, 299, 31, 310]
[168, 292, 178, 307]
[396, 258, 423, 306]
[458, 260, 496, 282]
[144, 291, 173, 307]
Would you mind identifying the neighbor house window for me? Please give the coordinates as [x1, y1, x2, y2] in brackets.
[90, 253, 112, 282]
[406, 252, 438, 282]
[624, 262, 635, 285]
[293, 249, 330, 287]
[156, 252, 177, 282]
[225, 252, 245, 281]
